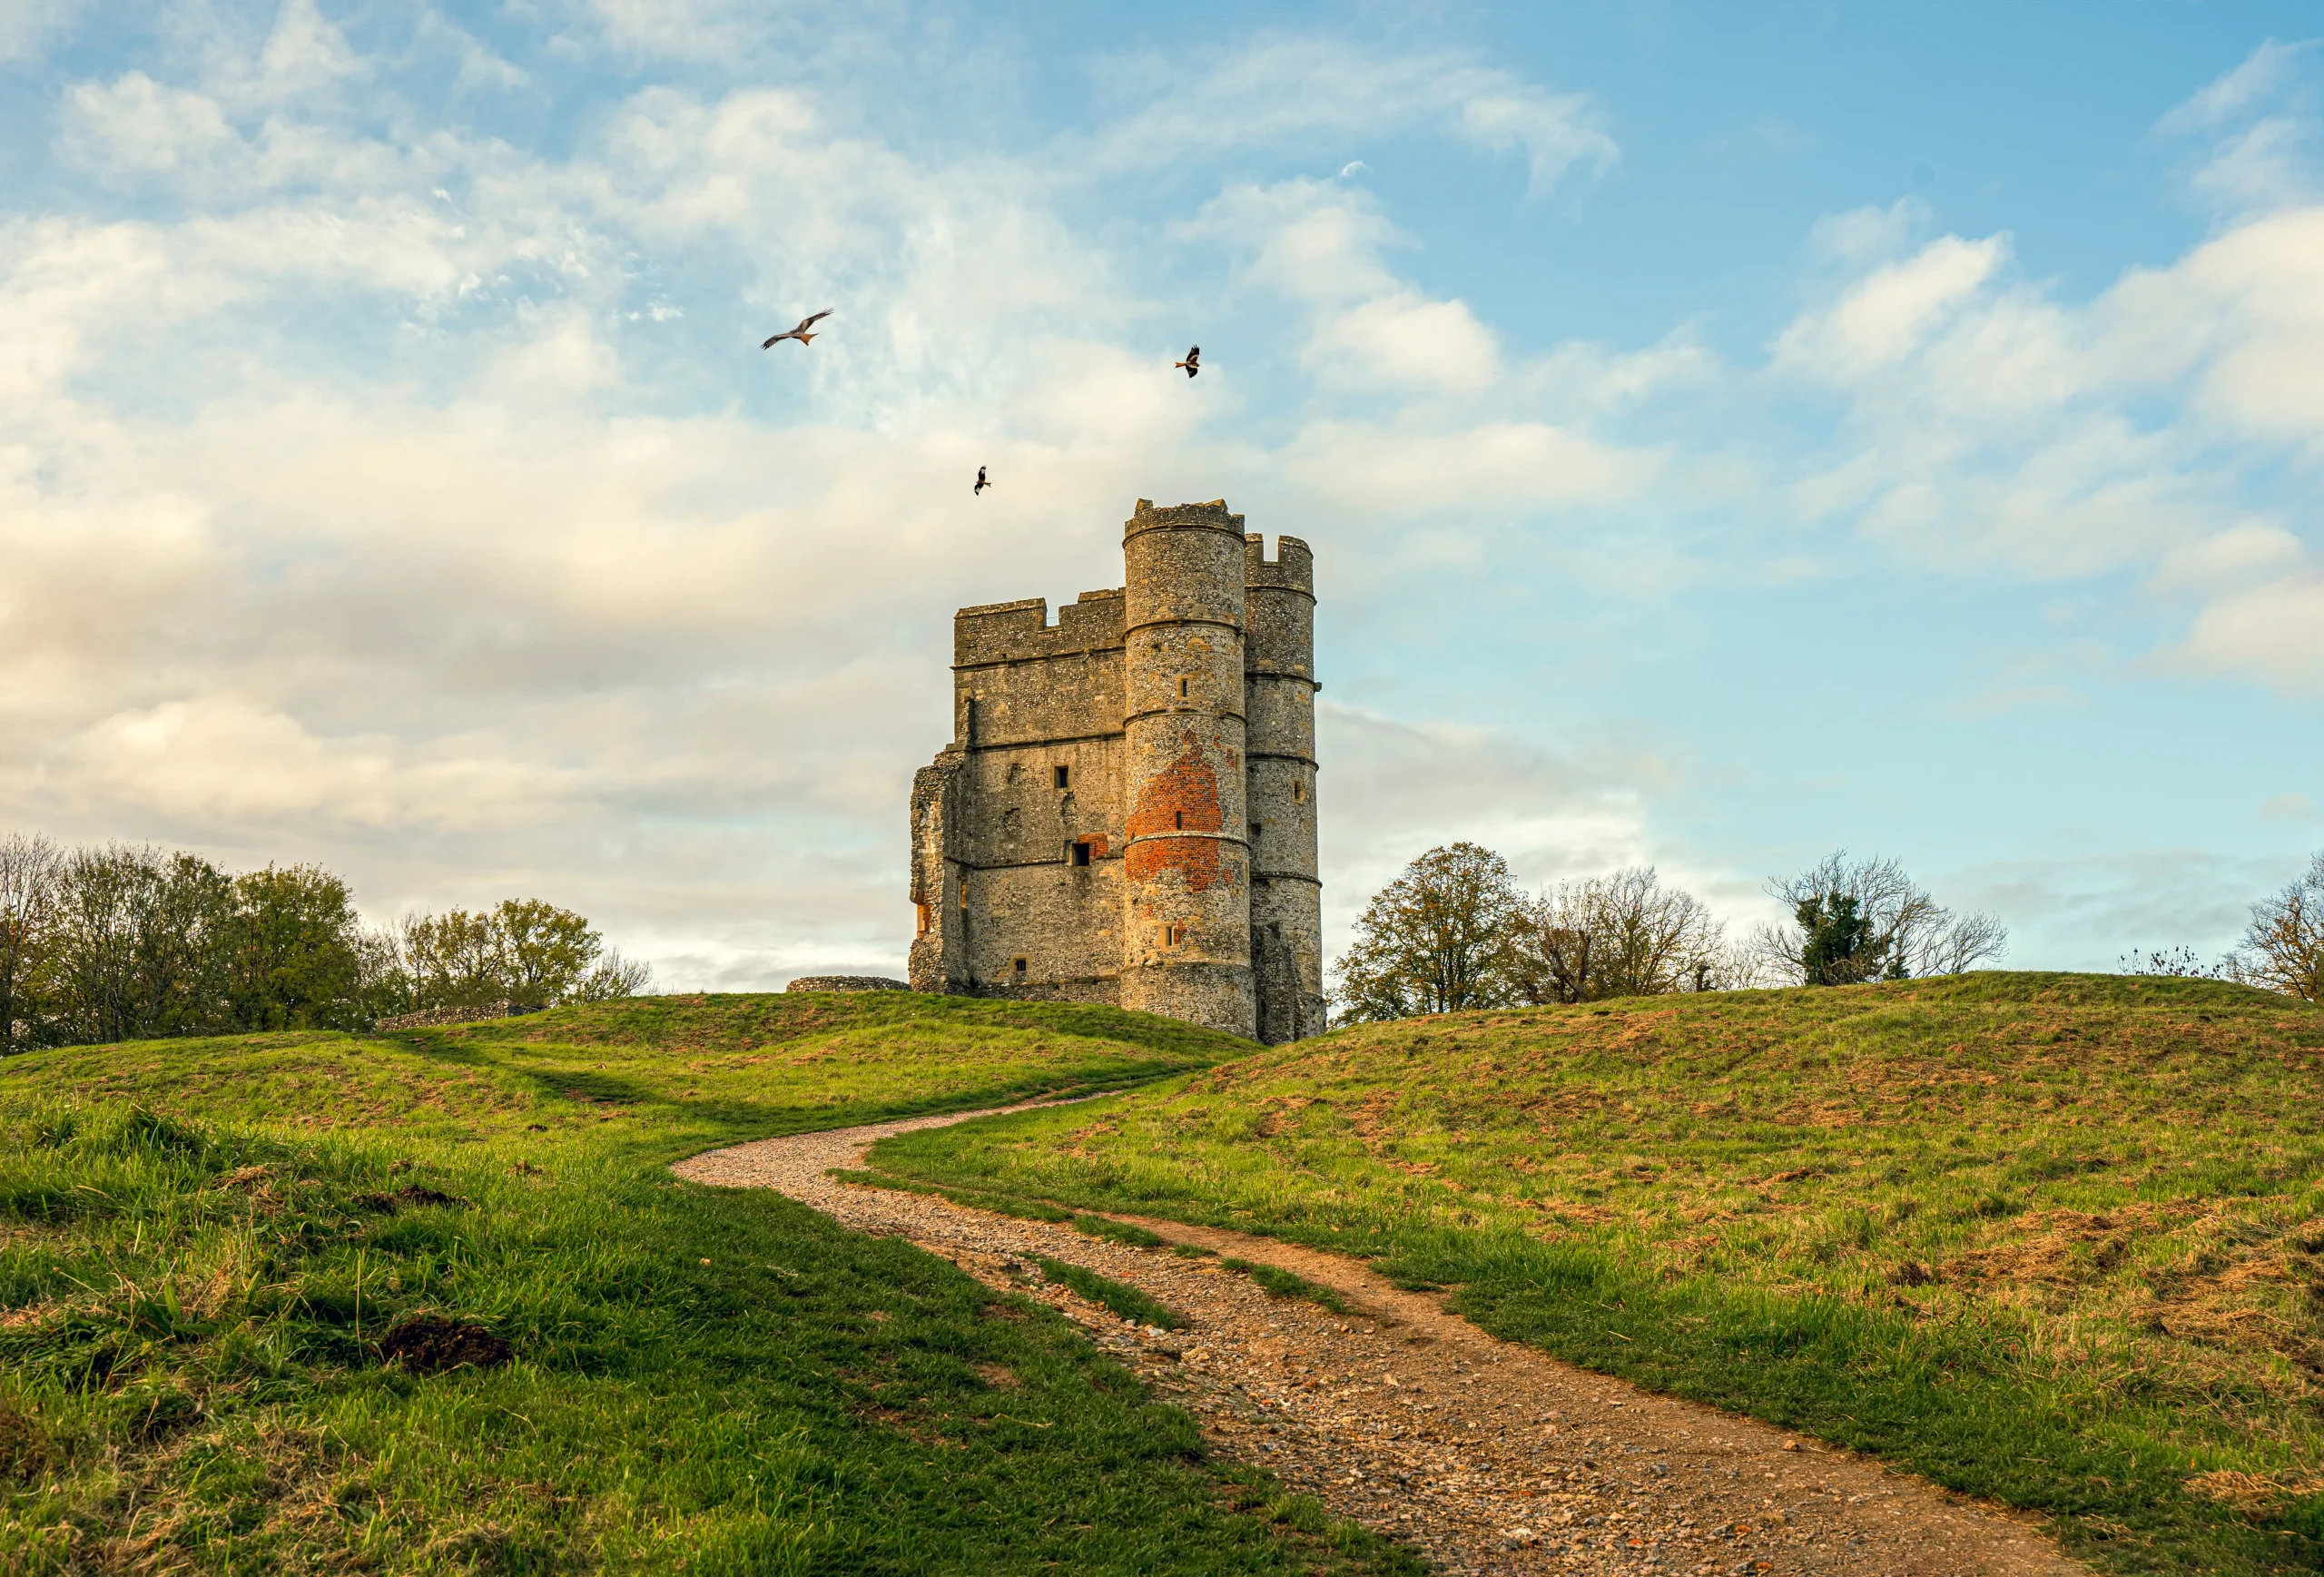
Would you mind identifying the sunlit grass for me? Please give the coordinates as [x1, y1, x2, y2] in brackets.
[872, 971, 2324, 1576]
[0, 992, 1419, 1575]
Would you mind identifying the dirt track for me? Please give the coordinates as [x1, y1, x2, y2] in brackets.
[675, 1104, 2085, 1577]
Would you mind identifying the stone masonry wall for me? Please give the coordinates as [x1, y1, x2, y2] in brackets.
[910, 498, 1317, 1041]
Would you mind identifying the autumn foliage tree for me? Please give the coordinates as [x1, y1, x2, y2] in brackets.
[2230, 852, 2324, 1001]
[1331, 842, 1523, 1023]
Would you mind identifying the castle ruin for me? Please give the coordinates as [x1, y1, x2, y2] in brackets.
[909, 499, 1322, 1044]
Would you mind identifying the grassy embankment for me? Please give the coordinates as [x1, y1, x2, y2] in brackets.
[870, 972, 2324, 1577]
[0, 991, 1420, 1575]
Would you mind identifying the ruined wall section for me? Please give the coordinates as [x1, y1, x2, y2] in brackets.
[1243, 533, 1324, 1043]
[922, 588, 1128, 1003]
[1118, 500, 1256, 1039]
[907, 746, 969, 994]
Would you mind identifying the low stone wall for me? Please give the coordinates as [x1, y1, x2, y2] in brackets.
[375, 1000, 544, 1031]
[784, 976, 910, 994]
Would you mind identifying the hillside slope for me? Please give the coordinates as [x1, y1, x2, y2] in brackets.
[0, 993, 1416, 1576]
[872, 972, 2324, 1577]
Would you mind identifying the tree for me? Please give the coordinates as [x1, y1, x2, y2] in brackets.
[0, 833, 59, 1053]
[228, 864, 368, 1030]
[1332, 843, 1522, 1023]
[49, 844, 235, 1043]
[573, 949, 655, 1001]
[1512, 866, 1728, 1004]
[400, 909, 505, 1010]
[1754, 851, 2006, 986]
[2229, 852, 2324, 1001]
[394, 899, 653, 1012]
[494, 899, 600, 1007]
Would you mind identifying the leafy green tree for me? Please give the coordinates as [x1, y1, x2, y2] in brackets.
[1332, 842, 1521, 1023]
[400, 909, 504, 1010]
[395, 899, 654, 1012]
[228, 864, 368, 1030]
[1796, 892, 1878, 985]
[51, 845, 235, 1043]
[494, 899, 599, 1007]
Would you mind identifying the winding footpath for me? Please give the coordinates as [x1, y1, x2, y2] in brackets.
[675, 1105, 2084, 1577]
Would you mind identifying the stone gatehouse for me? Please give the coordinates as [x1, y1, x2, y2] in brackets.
[909, 498, 1323, 1044]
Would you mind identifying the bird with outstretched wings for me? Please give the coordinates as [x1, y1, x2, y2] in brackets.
[1175, 345, 1200, 378]
[763, 310, 832, 350]
[974, 466, 990, 495]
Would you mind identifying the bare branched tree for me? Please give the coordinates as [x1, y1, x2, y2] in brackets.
[2228, 852, 2324, 1001]
[1332, 843, 1523, 1023]
[1512, 867, 1728, 1003]
[0, 833, 60, 1053]
[1754, 851, 2006, 985]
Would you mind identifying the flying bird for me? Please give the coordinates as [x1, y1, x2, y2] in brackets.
[1175, 345, 1200, 378]
[762, 310, 832, 350]
[974, 466, 990, 495]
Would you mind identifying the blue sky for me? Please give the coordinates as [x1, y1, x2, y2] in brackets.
[2, 0, 2319, 986]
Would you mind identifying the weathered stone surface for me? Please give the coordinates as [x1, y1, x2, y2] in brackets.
[910, 498, 1324, 1043]
[783, 975, 910, 993]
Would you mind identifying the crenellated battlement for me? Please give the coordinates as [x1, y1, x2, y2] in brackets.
[953, 588, 1127, 667]
[1126, 498, 1246, 539]
[1244, 533, 1314, 595]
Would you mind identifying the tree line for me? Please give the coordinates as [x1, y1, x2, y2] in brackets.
[0, 833, 651, 1053]
[1335, 839, 2324, 1024]
[1331, 842, 2012, 1023]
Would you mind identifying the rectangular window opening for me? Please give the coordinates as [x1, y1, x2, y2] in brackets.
[1054, 764, 1070, 790]
[1174, 810, 1184, 830]
[1177, 676, 1189, 698]
[1070, 841, 1092, 867]
[915, 902, 931, 936]
[1011, 956, 1028, 976]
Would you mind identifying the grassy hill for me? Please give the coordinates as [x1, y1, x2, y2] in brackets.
[869, 971, 2324, 1577]
[0, 991, 1417, 1575]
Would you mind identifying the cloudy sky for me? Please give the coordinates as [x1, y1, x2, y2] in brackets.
[3, 1, 2321, 988]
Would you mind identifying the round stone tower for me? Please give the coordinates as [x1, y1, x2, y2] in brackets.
[1118, 499, 1256, 1039]
[1243, 532, 1324, 1043]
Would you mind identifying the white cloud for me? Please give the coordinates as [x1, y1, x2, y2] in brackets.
[1315, 700, 1660, 942]
[1089, 34, 1615, 196]
[253, 0, 364, 101]
[0, 0, 84, 63]
[61, 73, 237, 174]
[2158, 39, 2316, 134]
[1307, 292, 1500, 393]
[2180, 577, 2324, 693]
[1774, 232, 2007, 379]
[1281, 418, 1656, 514]
[1805, 197, 1930, 268]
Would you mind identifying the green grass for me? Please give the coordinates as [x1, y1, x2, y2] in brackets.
[0, 991, 1418, 1574]
[1216, 1260, 1351, 1316]
[868, 971, 2324, 1577]
[1032, 1259, 1186, 1330]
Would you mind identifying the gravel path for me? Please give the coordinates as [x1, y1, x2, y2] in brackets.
[676, 1104, 2084, 1577]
